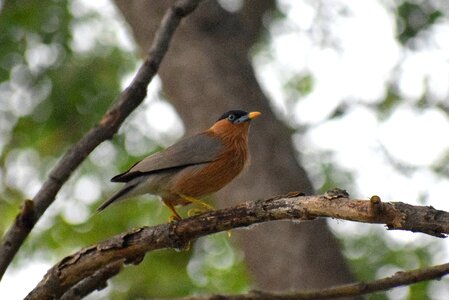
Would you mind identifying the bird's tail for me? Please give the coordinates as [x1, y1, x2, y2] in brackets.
[97, 184, 137, 212]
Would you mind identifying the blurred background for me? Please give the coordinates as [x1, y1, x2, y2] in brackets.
[1, 0, 449, 299]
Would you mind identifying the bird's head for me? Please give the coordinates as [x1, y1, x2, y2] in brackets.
[209, 110, 261, 138]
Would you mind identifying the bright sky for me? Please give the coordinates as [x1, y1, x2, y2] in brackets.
[2, 0, 449, 299]
[259, 0, 449, 265]
[255, 0, 449, 207]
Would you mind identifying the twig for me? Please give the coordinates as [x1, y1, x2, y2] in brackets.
[179, 262, 449, 299]
[0, 0, 203, 281]
[25, 191, 449, 299]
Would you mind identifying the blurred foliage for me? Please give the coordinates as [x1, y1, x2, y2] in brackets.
[284, 73, 314, 97]
[0, 0, 134, 235]
[1, 0, 448, 299]
[340, 228, 447, 300]
[0, 0, 249, 298]
[317, 161, 353, 194]
[396, 1, 443, 45]
[377, 89, 401, 120]
[283, 73, 315, 110]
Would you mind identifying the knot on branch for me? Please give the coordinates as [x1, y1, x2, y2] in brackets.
[168, 222, 192, 251]
[324, 188, 349, 200]
[18, 200, 36, 230]
[369, 195, 384, 217]
[265, 191, 306, 202]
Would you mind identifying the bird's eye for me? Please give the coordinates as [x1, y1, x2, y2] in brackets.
[228, 114, 236, 122]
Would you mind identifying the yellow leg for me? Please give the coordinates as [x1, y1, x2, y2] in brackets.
[187, 208, 206, 217]
[163, 201, 182, 222]
[179, 195, 231, 238]
[179, 194, 215, 211]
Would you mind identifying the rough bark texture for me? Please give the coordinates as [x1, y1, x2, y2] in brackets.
[114, 0, 354, 290]
[26, 192, 449, 299]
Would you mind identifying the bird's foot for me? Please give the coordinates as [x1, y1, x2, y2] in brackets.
[180, 194, 215, 211]
[187, 207, 210, 217]
[168, 214, 182, 222]
[163, 201, 183, 222]
[182, 196, 232, 237]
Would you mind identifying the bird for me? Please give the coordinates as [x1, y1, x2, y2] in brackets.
[97, 110, 261, 221]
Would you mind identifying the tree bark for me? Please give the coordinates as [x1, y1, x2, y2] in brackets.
[25, 192, 449, 299]
[114, 0, 354, 290]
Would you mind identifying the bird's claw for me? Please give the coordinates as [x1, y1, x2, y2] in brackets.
[168, 214, 182, 223]
[187, 208, 209, 217]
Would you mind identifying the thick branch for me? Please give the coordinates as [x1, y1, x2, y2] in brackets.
[25, 191, 449, 299]
[0, 0, 203, 280]
[180, 261, 449, 299]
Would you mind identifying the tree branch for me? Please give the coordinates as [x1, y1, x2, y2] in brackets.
[25, 190, 449, 299]
[0, 0, 203, 281]
[179, 261, 449, 299]
[60, 261, 123, 300]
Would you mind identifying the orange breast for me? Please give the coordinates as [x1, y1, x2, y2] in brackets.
[168, 121, 250, 204]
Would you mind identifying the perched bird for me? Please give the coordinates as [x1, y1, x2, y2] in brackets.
[97, 110, 261, 220]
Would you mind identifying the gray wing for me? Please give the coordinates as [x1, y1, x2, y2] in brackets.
[111, 132, 224, 182]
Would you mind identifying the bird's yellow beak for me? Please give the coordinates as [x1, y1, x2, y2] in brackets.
[248, 111, 261, 119]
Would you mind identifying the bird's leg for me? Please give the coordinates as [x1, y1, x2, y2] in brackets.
[180, 194, 215, 210]
[179, 194, 214, 216]
[180, 195, 231, 237]
[163, 200, 182, 222]
[187, 208, 206, 217]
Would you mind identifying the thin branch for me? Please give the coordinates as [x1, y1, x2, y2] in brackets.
[0, 0, 203, 281]
[180, 262, 449, 299]
[25, 190, 449, 299]
[60, 261, 123, 300]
